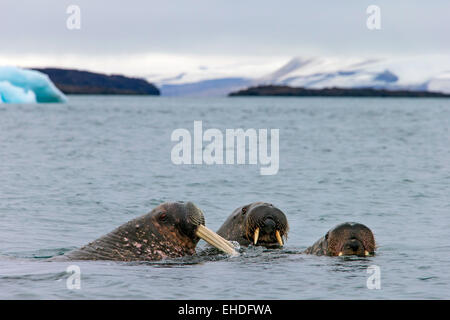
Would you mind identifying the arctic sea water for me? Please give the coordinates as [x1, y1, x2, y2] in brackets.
[0, 96, 449, 299]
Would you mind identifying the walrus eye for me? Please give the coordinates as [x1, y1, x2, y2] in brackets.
[158, 212, 168, 222]
[242, 207, 247, 215]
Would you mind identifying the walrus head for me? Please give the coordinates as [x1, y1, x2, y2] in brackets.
[63, 201, 237, 261]
[325, 222, 375, 257]
[217, 202, 289, 248]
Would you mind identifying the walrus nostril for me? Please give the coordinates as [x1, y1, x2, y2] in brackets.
[349, 241, 360, 251]
[262, 218, 276, 233]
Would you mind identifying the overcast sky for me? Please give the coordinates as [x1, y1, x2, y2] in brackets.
[1, 1, 449, 77]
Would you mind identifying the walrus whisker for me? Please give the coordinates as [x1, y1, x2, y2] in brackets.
[246, 222, 288, 246]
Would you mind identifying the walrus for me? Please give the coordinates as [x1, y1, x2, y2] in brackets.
[216, 202, 289, 248]
[53, 201, 237, 261]
[304, 222, 376, 257]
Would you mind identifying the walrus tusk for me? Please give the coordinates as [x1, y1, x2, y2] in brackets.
[195, 225, 238, 256]
[338, 252, 343, 256]
[275, 230, 283, 246]
[253, 228, 260, 245]
[365, 250, 370, 256]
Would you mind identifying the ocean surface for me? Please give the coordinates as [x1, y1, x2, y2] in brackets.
[0, 96, 449, 299]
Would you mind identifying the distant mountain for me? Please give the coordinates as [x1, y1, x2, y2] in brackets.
[426, 72, 450, 94]
[229, 85, 450, 98]
[154, 55, 450, 96]
[33, 68, 160, 95]
[160, 77, 252, 97]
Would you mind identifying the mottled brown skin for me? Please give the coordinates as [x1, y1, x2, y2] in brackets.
[304, 222, 376, 256]
[217, 202, 289, 248]
[53, 202, 206, 261]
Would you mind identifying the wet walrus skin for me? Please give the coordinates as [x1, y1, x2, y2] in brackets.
[304, 222, 376, 257]
[217, 202, 289, 248]
[53, 201, 236, 261]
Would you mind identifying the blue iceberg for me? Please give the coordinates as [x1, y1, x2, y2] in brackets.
[0, 66, 67, 103]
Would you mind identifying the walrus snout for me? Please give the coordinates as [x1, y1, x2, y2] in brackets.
[245, 204, 289, 247]
[262, 217, 276, 234]
[184, 201, 206, 227]
[340, 238, 365, 256]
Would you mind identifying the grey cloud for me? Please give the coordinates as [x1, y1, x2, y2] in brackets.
[0, 0, 449, 57]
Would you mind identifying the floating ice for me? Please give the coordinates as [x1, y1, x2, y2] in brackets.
[0, 66, 67, 103]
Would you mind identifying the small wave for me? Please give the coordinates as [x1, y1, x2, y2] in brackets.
[10, 248, 74, 260]
[0, 271, 68, 282]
